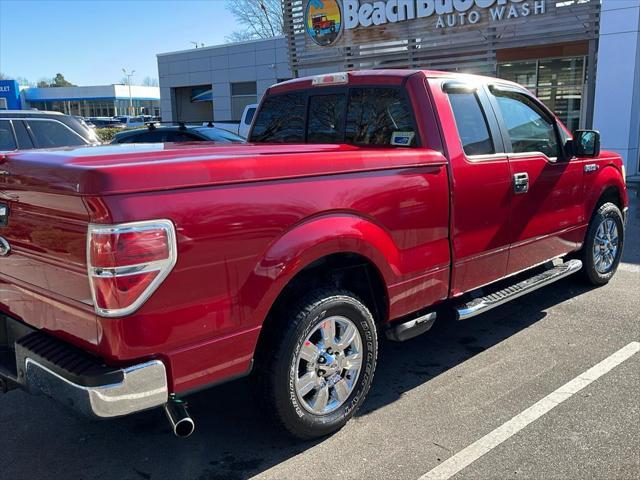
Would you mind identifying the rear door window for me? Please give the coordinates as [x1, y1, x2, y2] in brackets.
[345, 88, 416, 146]
[250, 93, 306, 143]
[27, 120, 86, 148]
[307, 94, 346, 143]
[0, 120, 16, 151]
[12, 120, 34, 149]
[448, 92, 495, 156]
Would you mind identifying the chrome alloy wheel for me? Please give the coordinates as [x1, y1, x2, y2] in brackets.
[593, 218, 619, 274]
[294, 316, 363, 415]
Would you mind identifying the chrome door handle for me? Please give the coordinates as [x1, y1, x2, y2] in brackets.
[513, 172, 529, 194]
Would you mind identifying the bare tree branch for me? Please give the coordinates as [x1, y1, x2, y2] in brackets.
[225, 0, 285, 42]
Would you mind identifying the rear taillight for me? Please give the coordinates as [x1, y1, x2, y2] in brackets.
[87, 220, 177, 317]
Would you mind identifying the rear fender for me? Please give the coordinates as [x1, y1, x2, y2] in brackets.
[238, 214, 399, 328]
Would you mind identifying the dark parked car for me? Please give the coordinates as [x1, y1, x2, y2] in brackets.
[0, 110, 99, 151]
[88, 117, 126, 129]
[111, 124, 245, 144]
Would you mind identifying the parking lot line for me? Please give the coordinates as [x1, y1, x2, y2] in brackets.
[419, 341, 640, 480]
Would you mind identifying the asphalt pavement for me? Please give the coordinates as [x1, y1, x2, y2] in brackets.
[1, 194, 638, 480]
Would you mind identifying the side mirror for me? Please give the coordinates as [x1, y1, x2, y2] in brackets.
[568, 130, 601, 158]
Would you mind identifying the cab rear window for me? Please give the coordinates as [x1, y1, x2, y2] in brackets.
[345, 88, 416, 146]
[250, 93, 306, 143]
[249, 87, 418, 147]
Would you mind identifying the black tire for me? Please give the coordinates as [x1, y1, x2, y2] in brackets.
[255, 289, 378, 439]
[580, 202, 624, 285]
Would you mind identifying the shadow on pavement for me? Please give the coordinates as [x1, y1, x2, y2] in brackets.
[0, 277, 598, 480]
[3, 196, 637, 480]
[621, 193, 640, 265]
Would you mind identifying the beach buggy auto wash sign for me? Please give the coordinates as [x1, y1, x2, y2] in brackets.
[305, 0, 547, 46]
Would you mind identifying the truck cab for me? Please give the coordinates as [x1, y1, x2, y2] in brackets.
[0, 70, 628, 439]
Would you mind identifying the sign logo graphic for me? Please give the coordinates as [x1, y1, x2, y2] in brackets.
[306, 0, 343, 46]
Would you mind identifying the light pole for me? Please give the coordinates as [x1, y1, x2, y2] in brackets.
[122, 68, 135, 116]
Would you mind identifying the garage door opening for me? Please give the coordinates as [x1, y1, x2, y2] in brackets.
[172, 85, 213, 123]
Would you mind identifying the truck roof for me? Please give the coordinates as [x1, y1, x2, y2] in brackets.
[270, 69, 520, 94]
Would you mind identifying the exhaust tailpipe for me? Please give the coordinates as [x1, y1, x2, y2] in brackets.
[164, 399, 195, 438]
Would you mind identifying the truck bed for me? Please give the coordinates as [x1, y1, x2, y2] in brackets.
[2, 142, 442, 195]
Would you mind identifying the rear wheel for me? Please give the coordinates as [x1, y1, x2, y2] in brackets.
[580, 202, 624, 285]
[256, 289, 378, 439]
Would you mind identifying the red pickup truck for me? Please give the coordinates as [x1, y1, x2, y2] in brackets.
[0, 70, 628, 439]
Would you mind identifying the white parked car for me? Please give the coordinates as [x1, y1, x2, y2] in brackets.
[117, 115, 154, 128]
[210, 104, 257, 139]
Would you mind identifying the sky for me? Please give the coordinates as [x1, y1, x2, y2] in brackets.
[0, 0, 239, 86]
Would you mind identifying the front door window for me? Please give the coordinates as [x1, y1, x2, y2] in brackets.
[493, 91, 560, 159]
[498, 56, 586, 133]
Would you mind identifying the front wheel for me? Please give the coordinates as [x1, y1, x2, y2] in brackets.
[256, 289, 378, 439]
[581, 202, 625, 285]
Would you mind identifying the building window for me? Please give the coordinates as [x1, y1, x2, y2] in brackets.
[498, 56, 586, 133]
[231, 81, 257, 121]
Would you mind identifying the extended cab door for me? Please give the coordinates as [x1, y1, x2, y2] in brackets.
[487, 85, 584, 274]
[429, 79, 512, 296]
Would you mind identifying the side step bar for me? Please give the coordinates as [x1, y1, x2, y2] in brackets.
[456, 259, 583, 321]
[385, 311, 437, 342]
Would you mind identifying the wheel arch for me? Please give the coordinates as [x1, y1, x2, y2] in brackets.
[243, 214, 396, 359]
[585, 166, 627, 222]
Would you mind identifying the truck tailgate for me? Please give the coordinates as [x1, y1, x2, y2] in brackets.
[0, 161, 96, 346]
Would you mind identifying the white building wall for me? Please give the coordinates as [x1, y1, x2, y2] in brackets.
[593, 0, 640, 176]
[157, 37, 291, 122]
[22, 85, 160, 102]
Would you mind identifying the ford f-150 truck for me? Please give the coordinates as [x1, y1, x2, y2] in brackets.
[0, 70, 628, 439]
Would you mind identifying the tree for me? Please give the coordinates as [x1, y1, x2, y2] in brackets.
[51, 73, 75, 87]
[142, 77, 159, 87]
[225, 0, 285, 42]
[34, 74, 75, 88]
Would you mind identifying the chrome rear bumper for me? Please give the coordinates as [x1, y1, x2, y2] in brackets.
[25, 358, 168, 418]
[1, 316, 168, 418]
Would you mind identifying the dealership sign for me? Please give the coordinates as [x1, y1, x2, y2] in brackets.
[306, 0, 547, 46]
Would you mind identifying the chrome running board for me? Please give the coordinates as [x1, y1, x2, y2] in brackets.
[385, 311, 437, 342]
[456, 259, 583, 321]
